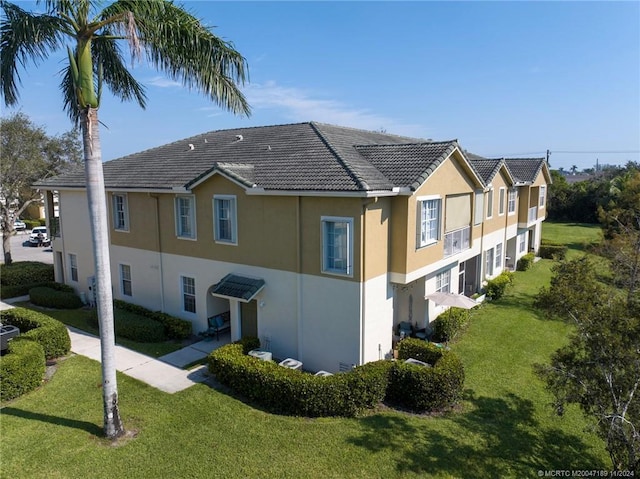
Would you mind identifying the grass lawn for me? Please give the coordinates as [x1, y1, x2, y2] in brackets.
[0, 223, 609, 478]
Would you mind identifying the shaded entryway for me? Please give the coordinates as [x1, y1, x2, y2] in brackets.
[209, 273, 265, 340]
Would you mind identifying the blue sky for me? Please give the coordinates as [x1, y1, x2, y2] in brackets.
[5, 1, 640, 171]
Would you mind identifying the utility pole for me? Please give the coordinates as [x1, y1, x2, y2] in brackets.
[546, 149, 551, 165]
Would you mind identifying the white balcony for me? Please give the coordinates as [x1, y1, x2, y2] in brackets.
[444, 226, 470, 257]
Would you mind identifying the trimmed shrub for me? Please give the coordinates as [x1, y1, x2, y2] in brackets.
[88, 308, 165, 343]
[0, 262, 55, 299]
[0, 307, 70, 360]
[0, 338, 45, 402]
[516, 252, 535, 271]
[387, 341, 465, 412]
[208, 339, 393, 417]
[432, 307, 471, 343]
[113, 300, 192, 340]
[485, 270, 514, 301]
[539, 242, 568, 260]
[29, 286, 83, 309]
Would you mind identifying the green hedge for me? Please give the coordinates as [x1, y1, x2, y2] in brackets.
[387, 339, 465, 412]
[0, 262, 55, 299]
[539, 241, 568, 260]
[114, 300, 192, 340]
[432, 308, 471, 343]
[485, 270, 514, 301]
[0, 307, 70, 360]
[516, 252, 535, 271]
[29, 286, 83, 309]
[88, 308, 165, 343]
[0, 338, 45, 402]
[210, 337, 463, 417]
[209, 338, 392, 417]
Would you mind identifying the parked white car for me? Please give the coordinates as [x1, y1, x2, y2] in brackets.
[13, 219, 26, 231]
[29, 227, 50, 246]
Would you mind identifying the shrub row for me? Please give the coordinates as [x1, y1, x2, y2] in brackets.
[517, 252, 535, 271]
[210, 337, 464, 416]
[0, 338, 45, 402]
[0, 262, 55, 299]
[114, 300, 192, 340]
[485, 270, 514, 301]
[539, 241, 568, 261]
[432, 308, 471, 343]
[87, 308, 165, 343]
[1, 307, 71, 360]
[29, 285, 83, 309]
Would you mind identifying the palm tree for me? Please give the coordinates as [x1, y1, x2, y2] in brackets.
[1, 0, 250, 439]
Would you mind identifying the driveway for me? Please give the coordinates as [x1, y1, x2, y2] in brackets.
[1, 230, 54, 264]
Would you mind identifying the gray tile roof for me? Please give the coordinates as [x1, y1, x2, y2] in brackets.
[210, 274, 265, 302]
[503, 158, 546, 184]
[34, 122, 473, 193]
[468, 159, 504, 184]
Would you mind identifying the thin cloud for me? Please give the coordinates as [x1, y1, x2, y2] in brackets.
[244, 81, 428, 138]
[146, 76, 182, 88]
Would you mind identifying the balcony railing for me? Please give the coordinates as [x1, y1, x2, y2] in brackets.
[444, 226, 470, 257]
[528, 206, 538, 223]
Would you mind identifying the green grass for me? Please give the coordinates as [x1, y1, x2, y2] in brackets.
[14, 303, 185, 358]
[1, 223, 609, 478]
[542, 221, 602, 258]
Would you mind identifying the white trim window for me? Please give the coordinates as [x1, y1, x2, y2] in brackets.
[539, 185, 546, 208]
[498, 188, 506, 216]
[518, 233, 526, 253]
[485, 248, 495, 277]
[436, 269, 451, 293]
[175, 196, 196, 239]
[112, 194, 129, 231]
[181, 276, 196, 313]
[508, 189, 517, 215]
[418, 197, 441, 247]
[495, 243, 503, 270]
[213, 195, 237, 244]
[119, 264, 132, 297]
[322, 216, 353, 276]
[69, 253, 78, 282]
[486, 189, 494, 219]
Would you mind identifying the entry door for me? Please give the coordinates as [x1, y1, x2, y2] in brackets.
[458, 262, 466, 295]
[240, 300, 258, 338]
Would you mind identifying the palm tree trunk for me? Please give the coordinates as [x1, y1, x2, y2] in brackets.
[80, 106, 124, 439]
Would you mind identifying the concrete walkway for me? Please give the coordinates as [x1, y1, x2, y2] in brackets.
[1, 296, 228, 393]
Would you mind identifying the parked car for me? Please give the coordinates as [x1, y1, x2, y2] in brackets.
[13, 219, 26, 231]
[29, 226, 50, 246]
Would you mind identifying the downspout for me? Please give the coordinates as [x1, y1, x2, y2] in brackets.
[296, 196, 303, 360]
[150, 194, 165, 311]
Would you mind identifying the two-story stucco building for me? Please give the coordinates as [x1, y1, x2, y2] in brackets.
[35, 122, 550, 373]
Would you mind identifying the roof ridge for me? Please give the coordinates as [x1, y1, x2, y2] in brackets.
[354, 140, 457, 148]
[310, 121, 424, 142]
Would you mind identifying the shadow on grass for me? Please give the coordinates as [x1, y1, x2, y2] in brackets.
[349, 391, 604, 477]
[1, 407, 103, 436]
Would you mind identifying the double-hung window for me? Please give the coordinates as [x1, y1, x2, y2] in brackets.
[181, 276, 196, 313]
[436, 269, 451, 293]
[539, 185, 546, 208]
[485, 248, 495, 277]
[486, 189, 494, 219]
[120, 264, 132, 297]
[508, 189, 517, 214]
[418, 198, 441, 247]
[322, 217, 353, 276]
[518, 233, 526, 253]
[112, 194, 129, 231]
[69, 253, 78, 282]
[498, 188, 506, 216]
[495, 243, 503, 270]
[214, 195, 237, 244]
[175, 196, 196, 239]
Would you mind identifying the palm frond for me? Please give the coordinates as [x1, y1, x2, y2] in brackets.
[1, 1, 67, 105]
[105, 0, 250, 116]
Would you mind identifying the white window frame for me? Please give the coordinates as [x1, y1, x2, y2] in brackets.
[518, 233, 526, 253]
[213, 195, 238, 245]
[69, 253, 78, 282]
[436, 269, 451, 293]
[417, 196, 441, 248]
[495, 243, 503, 269]
[112, 193, 129, 231]
[181, 276, 196, 314]
[119, 263, 132, 297]
[498, 188, 506, 216]
[485, 248, 495, 277]
[486, 189, 494, 219]
[321, 216, 354, 276]
[175, 195, 196, 239]
[539, 185, 546, 208]
[508, 189, 517, 215]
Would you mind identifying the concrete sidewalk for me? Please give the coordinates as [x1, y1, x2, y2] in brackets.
[1, 297, 228, 393]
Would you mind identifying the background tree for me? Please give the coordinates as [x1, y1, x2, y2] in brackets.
[1, 0, 249, 439]
[535, 258, 640, 472]
[0, 112, 81, 264]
